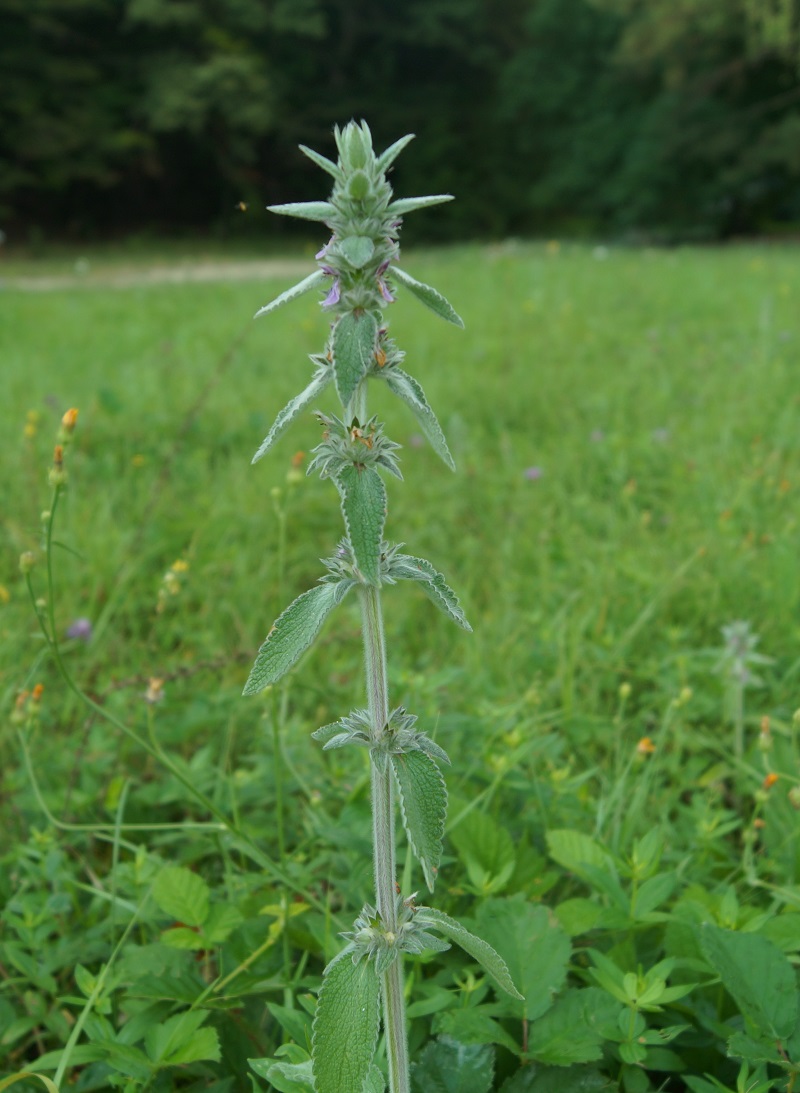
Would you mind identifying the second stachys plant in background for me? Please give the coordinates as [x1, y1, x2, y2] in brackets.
[245, 121, 522, 1093]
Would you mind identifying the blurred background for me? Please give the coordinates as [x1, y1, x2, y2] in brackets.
[2, 0, 800, 248]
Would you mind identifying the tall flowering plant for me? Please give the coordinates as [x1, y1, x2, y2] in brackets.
[246, 121, 521, 1093]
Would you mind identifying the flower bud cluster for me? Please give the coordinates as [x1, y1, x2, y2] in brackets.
[343, 893, 450, 973]
[307, 413, 402, 481]
[311, 704, 450, 768]
[315, 122, 402, 316]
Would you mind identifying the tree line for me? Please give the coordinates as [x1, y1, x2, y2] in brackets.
[2, 0, 799, 243]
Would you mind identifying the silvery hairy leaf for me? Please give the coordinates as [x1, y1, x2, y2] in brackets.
[336, 465, 386, 587]
[382, 367, 455, 470]
[254, 269, 327, 320]
[389, 266, 464, 328]
[388, 195, 454, 216]
[414, 908, 524, 1001]
[267, 201, 337, 222]
[391, 750, 447, 892]
[298, 144, 343, 181]
[312, 948, 381, 1093]
[390, 555, 472, 631]
[333, 311, 379, 408]
[375, 133, 415, 174]
[251, 366, 332, 463]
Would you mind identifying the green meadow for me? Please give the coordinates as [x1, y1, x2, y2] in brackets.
[3, 241, 800, 1091]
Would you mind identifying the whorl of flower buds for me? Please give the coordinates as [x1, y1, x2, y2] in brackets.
[307, 413, 402, 481]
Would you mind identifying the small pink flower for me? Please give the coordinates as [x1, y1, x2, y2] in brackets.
[66, 617, 92, 641]
[524, 466, 543, 481]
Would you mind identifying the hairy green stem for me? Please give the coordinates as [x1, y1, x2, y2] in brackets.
[359, 584, 410, 1092]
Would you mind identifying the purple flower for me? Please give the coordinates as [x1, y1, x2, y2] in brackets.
[66, 617, 92, 642]
[321, 279, 341, 309]
[378, 278, 395, 304]
[524, 466, 544, 481]
[315, 237, 333, 260]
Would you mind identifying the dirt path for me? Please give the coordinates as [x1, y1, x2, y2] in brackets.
[2, 258, 310, 292]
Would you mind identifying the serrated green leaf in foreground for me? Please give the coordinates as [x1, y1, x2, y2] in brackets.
[415, 907, 524, 1000]
[337, 465, 386, 586]
[312, 950, 381, 1093]
[410, 1036, 494, 1093]
[389, 266, 464, 327]
[254, 269, 327, 319]
[243, 580, 355, 694]
[391, 750, 446, 892]
[252, 366, 332, 463]
[391, 555, 472, 631]
[333, 310, 378, 408]
[382, 367, 455, 470]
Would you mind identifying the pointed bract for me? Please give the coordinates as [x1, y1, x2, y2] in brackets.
[267, 201, 337, 222]
[382, 367, 455, 470]
[251, 367, 332, 463]
[388, 195, 454, 216]
[376, 133, 415, 174]
[390, 267, 464, 328]
[298, 143, 343, 181]
[254, 269, 327, 320]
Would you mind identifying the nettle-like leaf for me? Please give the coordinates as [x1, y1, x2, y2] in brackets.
[312, 949, 381, 1093]
[243, 579, 355, 695]
[152, 866, 209, 928]
[391, 555, 471, 631]
[267, 201, 337, 222]
[337, 465, 386, 586]
[145, 1009, 220, 1067]
[415, 908, 523, 1000]
[410, 1036, 494, 1093]
[375, 133, 415, 174]
[333, 310, 378, 407]
[382, 368, 454, 470]
[698, 924, 798, 1040]
[252, 366, 332, 463]
[389, 266, 464, 327]
[254, 269, 328, 320]
[299, 144, 343, 181]
[391, 750, 446, 892]
[337, 235, 376, 269]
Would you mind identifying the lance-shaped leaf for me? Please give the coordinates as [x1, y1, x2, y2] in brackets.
[390, 266, 464, 327]
[414, 908, 523, 1001]
[391, 555, 472, 631]
[333, 311, 378, 407]
[267, 201, 337, 222]
[337, 235, 375, 269]
[391, 750, 446, 892]
[254, 269, 327, 320]
[383, 368, 455, 470]
[252, 367, 332, 463]
[243, 579, 355, 695]
[388, 195, 454, 216]
[337, 465, 386, 587]
[312, 949, 381, 1093]
[299, 143, 343, 181]
[376, 133, 415, 174]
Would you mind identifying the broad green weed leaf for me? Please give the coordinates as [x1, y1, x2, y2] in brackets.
[527, 989, 615, 1066]
[243, 579, 355, 694]
[392, 555, 471, 631]
[312, 950, 381, 1093]
[475, 896, 570, 1021]
[499, 1065, 609, 1093]
[448, 810, 515, 895]
[698, 924, 798, 1039]
[202, 904, 244, 943]
[337, 235, 375, 269]
[416, 908, 523, 1000]
[255, 269, 327, 319]
[389, 266, 463, 327]
[391, 750, 447, 892]
[267, 1002, 312, 1049]
[337, 465, 386, 586]
[546, 829, 612, 875]
[145, 1009, 220, 1065]
[152, 866, 209, 928]
[388, 195, 454, 217]
[267, 201, 337, 222]
[633, 871, 676, 919]
[410, 1036, 494, 1093]
[333, 311, 378, 407]
[252, 367, 332, 463]
[0, 1074, 60, 1093]
[433, 1006, 521, 1054]
[382, 368, 455, 470]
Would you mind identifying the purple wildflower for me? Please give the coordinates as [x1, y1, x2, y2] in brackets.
[66, 617, 92, 642]
[378, 278, 395, 303]
[524, 466, 544, 481]
[315, 237, 333, 260]
[322, 279, 341, 309]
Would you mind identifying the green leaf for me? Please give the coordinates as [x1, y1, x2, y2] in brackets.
[375, 133, 415, 173]
[415, 907, 523, 1000]
[299, 144, 343, 181]
[389, 266, 463, 327]
[337, 236, 375, 269]
[267, 201, 337, 222]
[337, 465, 386, 587]
[449, 809, 516, 895]
[251, 1051, 316, 1093]
[499, 1065, 609, 1093]
[633, 871, 677, 919]
[526, 989, 615, 1067]
[391, 555, 472, 631]
[475, 896, 571, 1021]
[363, 1066, 385, 1093]
[145, 1009, 220, 1066]
[202, 904, 244, 944]
[546, 830, 612, 876]
[243, 579, 355, 694]
[152, 866, 209, 928]
[391, 750, 447, 892]
[254, 269, 327, 319]
[252, 367, 332, 463]
[382, 368, 455, 470]
[433, 1006, 521, 1054]
[312, 950, 381, 1093]
[698, 924, 798, 1040]
[388, 195, 454, 216]
[410, 1037, 494, 1093]
[332, 311, 378, 407]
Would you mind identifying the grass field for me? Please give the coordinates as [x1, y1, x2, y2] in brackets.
[3, 240, 800, 1091]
